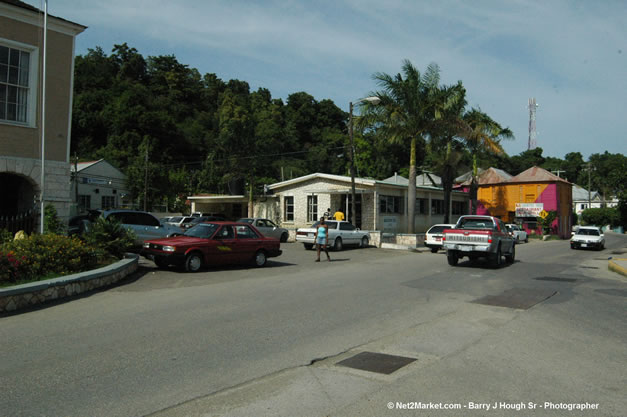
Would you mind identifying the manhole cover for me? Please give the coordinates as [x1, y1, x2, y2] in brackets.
[534, 277, 578, 283]
[473, 288, 557, 310]
[336, 352, 416, 375]
[595, 289, 627, 298]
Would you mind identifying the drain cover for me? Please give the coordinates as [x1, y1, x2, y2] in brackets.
[534, 277, 578, 282]
[336, 352, 416, 375]
[473, 288, 557, 310]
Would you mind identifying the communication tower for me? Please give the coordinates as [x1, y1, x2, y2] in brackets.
[528, 98, 539, 150]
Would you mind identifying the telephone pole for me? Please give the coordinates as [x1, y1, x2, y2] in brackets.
[144, 144, 148, 211]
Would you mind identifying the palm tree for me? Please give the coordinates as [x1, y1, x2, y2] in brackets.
[359, 60, 442, 233]
[461, 108, 514, 214]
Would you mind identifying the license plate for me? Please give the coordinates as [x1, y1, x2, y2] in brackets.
[308, 233, 314, 238]
[581, 243, 587, 247]
[460, 246, 472, 252]
[435, 237, 441, 241]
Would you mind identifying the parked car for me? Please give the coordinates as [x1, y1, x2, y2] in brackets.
[184, 215, 226, 229]
[166, 216, 195, 229]
[141, 221, 282, 271]
[424, 224, 455, 253]
[295, 220, 369, 251]
[505, 223, 528, 243]
[442, 215, 515, 267]
[570, 226, 605, 250]
[100, 209, 183, 247]
[237, 218, 289, 242]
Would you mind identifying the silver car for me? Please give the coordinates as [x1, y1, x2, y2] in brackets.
[237, 218, 289, 242]
[102, 210, 182, 246]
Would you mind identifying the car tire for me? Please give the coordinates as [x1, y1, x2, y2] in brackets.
[184, 252, 203, 272]
[333, 237, 343, 251]
[304, 243, 313, 250]
[280, 232, 288, 243]
[154, 257, 169, 269]
[505, 244, 515, 264]
[360, 236, 369, 248]
[431, 247, 438, 253]
[447, 251, 459, 266]
[254, 250, 267, 267]
[525, 237, 528, 243]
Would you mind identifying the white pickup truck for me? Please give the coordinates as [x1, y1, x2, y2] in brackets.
[295, 220, 370, 251]
[442, 215, 516, 267]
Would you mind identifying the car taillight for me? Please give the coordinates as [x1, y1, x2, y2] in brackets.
[488, 233, 492, 243]
[442, 236, 446, 241]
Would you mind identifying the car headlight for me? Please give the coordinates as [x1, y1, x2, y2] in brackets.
[162, 246, 176, 252]
[143, 242, 150, 248]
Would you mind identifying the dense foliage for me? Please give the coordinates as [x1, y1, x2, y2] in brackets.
[72, 45, 626, 211]
[581, 207, 620, 228]
[83, 217, 136, 258]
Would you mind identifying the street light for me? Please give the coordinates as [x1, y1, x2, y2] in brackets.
[349, 96, 380, 226]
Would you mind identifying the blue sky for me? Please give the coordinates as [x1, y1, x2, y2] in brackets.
[31, 0, 626, 159]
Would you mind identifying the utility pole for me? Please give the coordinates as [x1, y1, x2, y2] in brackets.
[74, 154, 79, 212]
[144, 144, 148, 211]
[551, 169, 565, 178]
[584, 163, 595, 210]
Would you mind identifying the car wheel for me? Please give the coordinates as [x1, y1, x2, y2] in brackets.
[333, 237, 343, 251]
[154, 257, 169, 269]
[515, 236, 520, 243]
[254, 250, 267, 267]
[431, 247, 438, 253]
[304, 243, 313, 250]
[505, 244, 515, 264]
[493, 245, 502, 267]
[184, 252, 203, 272]
[360, 236, 369, 248]
[280, 232, 288, 243]
[525, 237, 528, 243]
[447, 251, 459, 266]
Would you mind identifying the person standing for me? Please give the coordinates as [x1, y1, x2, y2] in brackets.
[314, 216, 331, 262]
[324, 208, 331, 219]
[333, 210, 345, 221]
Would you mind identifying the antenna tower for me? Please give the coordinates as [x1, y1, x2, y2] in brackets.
[528, 98, 539, 150]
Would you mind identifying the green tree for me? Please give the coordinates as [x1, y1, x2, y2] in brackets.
[359, 60, 443, 233]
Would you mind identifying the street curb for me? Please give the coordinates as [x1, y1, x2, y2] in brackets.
[608, 258, 627, 278]
[0, 253, 139, 314]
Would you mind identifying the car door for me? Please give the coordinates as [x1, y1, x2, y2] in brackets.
[234, 224, 261, 262]
[263, 220, 282, 240]
[209, 225, 237, 264]
[339, 222, 359, 245]
[497, 220, 514, 251]
[253, 219, 273, 239]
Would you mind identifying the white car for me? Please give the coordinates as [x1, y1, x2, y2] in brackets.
[295, 220, 369, 251]
[505, 223, 528, 243]
[570, 226, 605, 250]
[424, 224, 455, 253]
[237, 218, 289, 242]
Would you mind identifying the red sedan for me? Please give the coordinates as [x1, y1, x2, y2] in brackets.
[142, 221, 282, 272]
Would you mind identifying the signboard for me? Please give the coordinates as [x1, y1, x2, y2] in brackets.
[382, 216, 398, 233]
[515, 203, 544, 217]
[539, 210, 549, 219]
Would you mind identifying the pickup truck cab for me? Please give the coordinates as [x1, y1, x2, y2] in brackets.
[443, 215, 515, 267]
[295, 220, 369, 251]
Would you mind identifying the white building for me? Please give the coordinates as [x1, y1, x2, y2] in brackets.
[70, 159, 130, 213]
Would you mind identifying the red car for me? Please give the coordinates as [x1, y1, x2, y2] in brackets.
[142, 221, 282, 272]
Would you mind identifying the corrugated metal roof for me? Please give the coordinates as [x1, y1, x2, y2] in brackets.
[455, 167, 512, 186]
[509, 166, 570, 184]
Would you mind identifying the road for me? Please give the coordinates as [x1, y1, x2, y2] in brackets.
[1, 234, 626, 416]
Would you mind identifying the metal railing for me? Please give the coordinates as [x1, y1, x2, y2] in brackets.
[0, 210, 37, 235]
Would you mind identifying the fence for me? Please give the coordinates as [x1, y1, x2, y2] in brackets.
[0, 210, 37, 235]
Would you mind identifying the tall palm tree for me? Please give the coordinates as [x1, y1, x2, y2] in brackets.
[359, 60, 442, 233]
[461, 108, 514, 214]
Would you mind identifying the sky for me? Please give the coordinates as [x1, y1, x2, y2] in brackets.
[27, 0, 627, 159]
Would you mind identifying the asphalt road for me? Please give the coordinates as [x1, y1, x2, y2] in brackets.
[1, 234, 626, 417]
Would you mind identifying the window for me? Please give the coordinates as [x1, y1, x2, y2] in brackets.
[380, 195, 403, 214]
[101, 196, 115, 210]
[0, 44, 31, 124]
[78, 195, 91, 212]
[339, 223, 355, 231]
[452, 201, 466, 215]
[284, 196, 294, 221]
[431, 199, 444, 215]
[216, 226, 235, 239]
[416, 198, 428, 214]
[307, 195, 318, 222]
[236, 225, 259, 239]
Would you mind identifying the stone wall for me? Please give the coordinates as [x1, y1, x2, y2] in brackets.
[0, 254, 139, 314]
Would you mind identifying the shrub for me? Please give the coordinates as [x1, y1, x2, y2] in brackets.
[581, 207, 619, 228]
[1, 234, 101, 284]
[44, 203, 64, 235]
[0, 229, 12, 245]
[83, 216, 135, 258]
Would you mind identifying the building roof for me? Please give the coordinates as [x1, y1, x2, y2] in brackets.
[456, 167, 513, 186]
[0, 0, 87, 33]
[72, 160, 102, 172]
[572, 185, 600, 201]
[509, 166, 571, 184]
[267, 173, 378, 190]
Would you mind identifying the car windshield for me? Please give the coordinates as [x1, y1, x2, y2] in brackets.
[427, 225, 450, 234]
[184, 223, 219, 238]
[578, 229, 600, 236]
[312, 221, 337, 228]
[169, 216, 183, 222]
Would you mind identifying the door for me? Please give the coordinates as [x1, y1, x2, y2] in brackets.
[339, 221, 359, 245]
[210, 225, 237, 264]
[234, 224, 262, 262]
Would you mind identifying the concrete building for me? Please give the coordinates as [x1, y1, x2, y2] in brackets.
[0, 0, 85, 232]
[189, 173, 469, 233]
[70, 159, 130, 212]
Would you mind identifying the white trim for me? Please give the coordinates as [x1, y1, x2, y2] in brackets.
[0, 3, 86, 36]
[268, 172, 376, 190]
[0, 37, 39, 128]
